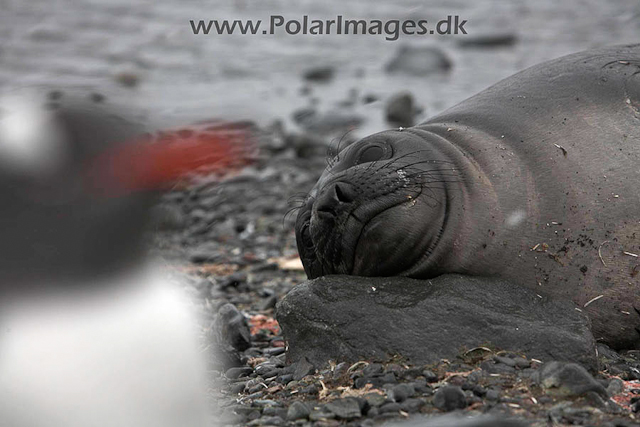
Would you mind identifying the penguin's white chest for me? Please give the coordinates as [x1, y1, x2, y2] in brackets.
[0, 270, 210, 427]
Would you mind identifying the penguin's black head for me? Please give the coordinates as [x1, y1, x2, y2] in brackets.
[0, 89, 156, 292]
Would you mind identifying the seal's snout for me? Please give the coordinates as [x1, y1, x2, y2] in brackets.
[314, 181, 358, 215]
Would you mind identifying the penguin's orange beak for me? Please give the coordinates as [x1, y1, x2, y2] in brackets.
[89, 126, 254, 196]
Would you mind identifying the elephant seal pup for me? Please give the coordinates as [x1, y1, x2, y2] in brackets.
[295, 44, 640, 350]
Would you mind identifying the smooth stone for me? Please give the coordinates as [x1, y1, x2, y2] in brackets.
[399, 398, 424, 413]
[214, 303, 251, 352]
[607, 378, 625, 395]
[246, 415, 284, 426]
[389, 383, 415, 402]
[363, 392, 387, 408]
[378, 402, 401, 414]
[386, 92, 415, 127]
[457, 33, 518, 48]
[422, 370, 439, 383]
[324, 397, 362, 420]
[384, 414, 527, 426]
[303, 66, 334, 82]
[286, 401, 311, 421]
[226, 366, 254, 379]
[533, 361, 608, 398]
[290, 357, 316, 381]
[259, 294, 278, 311]
[385, 45, 452, 76]
[433, 386, 467, 412]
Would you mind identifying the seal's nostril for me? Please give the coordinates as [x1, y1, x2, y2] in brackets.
[315, 182, 356, 215]
[334, 182, 356, 204]
[335, 185, 349, 203]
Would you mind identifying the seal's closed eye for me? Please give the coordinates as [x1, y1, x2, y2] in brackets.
[353, 140, 393, 165]
[357, 145, 384, 163]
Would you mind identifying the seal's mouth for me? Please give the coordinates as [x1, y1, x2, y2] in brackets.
[303, 194, 417, 278]
[350, 201, 414, 275]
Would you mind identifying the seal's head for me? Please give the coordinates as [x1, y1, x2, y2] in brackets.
[295, 129, 463, 279]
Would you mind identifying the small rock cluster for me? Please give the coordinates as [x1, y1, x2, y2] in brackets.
[211, 321, 640, 427]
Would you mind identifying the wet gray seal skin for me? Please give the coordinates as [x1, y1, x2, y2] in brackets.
[295, 44, 640, 350]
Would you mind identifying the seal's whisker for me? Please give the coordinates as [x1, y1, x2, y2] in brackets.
[403, 169, 463, 182]
[376, 158, 457, 178]
[325, 130, 354, 168]
[283, 206, 303, 227]
[284, 192, 314, 228]
[287, 192, 310, 205]
[373, 149, 451, 172]
[376, 159, 462, 181]
[334, 129, 355, 163]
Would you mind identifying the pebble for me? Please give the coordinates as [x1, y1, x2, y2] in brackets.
[309, 409, 336, 421]
[399, 398, 424, 413]
[362, 94, 379, 104]
[114, 71, 140, 88]
[292, 357, 316, 380]
[362, 363, 384, 377]
[263, 347, 286, 357]
[422, 369, 439, 383]
[303, 66, 334, 82]
[262, 406, 287, 418]
[287, 401, 310, 420]
[355, 372, 397, 388]
[324, 397, 362, 419]
[247, 415, 284, 426]
[332, 362, 349, 380]
[363, 392, 386, 408]
[385, 45, 452, 76]
[379, 402, 401, 414]
[485, 389, 500, 401]
[259, 294, 278, 311]
[606, 378, 625, 395]
[229, 381, 248, 394]
[433, 386, 468, 411]
[458, 33, 518, 48]
[534, 361, 608, 397]
[277, 374, 294, 384]
[386, 92, 415, 127]
[413, 380, 433, 395]
[389, 383, 415, 402]
[480, 360, 517, 375]
[226, 366, 254, 379]
[254, 362, 278, 374]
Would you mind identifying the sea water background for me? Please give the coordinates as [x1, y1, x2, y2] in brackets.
[1, 0, 640, 136]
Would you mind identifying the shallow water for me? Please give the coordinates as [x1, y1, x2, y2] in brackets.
[1, 0, 639, 136]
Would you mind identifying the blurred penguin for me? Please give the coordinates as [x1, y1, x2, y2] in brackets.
[0, 89, 250, 427]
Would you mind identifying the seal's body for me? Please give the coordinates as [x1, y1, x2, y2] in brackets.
[296, 44, 640, 349]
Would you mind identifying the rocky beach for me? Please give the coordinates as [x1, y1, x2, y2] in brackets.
[4, 0, 640, 426]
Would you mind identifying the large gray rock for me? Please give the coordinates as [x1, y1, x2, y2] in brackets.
[276, 274, 598, 371]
